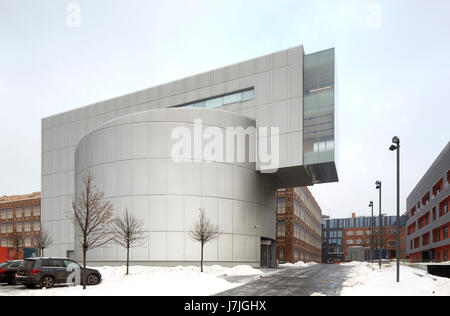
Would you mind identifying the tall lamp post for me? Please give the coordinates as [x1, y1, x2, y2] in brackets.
[375, 180, 382, 269]
[369, 201, 374, 263]
[390, 136, 400, 282]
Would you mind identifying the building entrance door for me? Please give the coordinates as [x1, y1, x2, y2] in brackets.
[261, 245, 268, 268]
[260, 238, 274, 267]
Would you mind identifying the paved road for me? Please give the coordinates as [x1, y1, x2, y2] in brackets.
[216, 264, 353, 296]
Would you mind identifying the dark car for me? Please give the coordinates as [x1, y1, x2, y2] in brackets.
[0, 260, 23, 285]
[15, 257, 101, 289]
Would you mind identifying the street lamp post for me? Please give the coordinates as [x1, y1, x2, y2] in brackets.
[369, 201, 374, 263]
[390, 136, 400, 283]
[376, 181, 382, 269]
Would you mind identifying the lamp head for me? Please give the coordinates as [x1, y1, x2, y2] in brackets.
[389, 145, 397, 151]
[392, 136, 400, 145]
[375, 180, 381, 189]
[369, 201, 373, 207]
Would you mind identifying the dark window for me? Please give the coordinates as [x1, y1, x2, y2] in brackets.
[23, 260, 36, 269]
[52, 259, 65, 268]
[41, 259, 50, 267]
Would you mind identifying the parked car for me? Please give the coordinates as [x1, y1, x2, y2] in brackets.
[15, 257, 102, 289]
[0, 260, 23, 285]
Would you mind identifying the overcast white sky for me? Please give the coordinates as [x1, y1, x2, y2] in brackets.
[0, 0, 449, 219]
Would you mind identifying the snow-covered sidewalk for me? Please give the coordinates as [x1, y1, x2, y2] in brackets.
[340, 262, 450, 296]
[0, 265, 278, 296]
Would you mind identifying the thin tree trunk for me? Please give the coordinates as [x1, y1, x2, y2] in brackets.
[200, 242, 204, 272]
[126, 245, 129, 275]
[82, 248, 87, 290]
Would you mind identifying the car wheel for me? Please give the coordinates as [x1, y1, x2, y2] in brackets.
[87, 274, 100, 286]
[40, 276, 55, 289]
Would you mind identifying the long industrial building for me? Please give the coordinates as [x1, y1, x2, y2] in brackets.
[41, 45, 338, 267]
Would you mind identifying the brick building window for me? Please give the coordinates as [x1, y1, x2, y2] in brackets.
[34, 221, 40, 232]
[24, 221, 31, 232]
[6, 223, 13, 233]
[6, 209, 13, 219]
[387, 241, 396, 247]
[15, 207, 22, 218]
[16, 222, 22, 232]
[24, 236, 32, 248]
[0, 210, 6, 220]
[0, 223, 6, 234]
[277, 197, 286, 214]
[34, 205, 41, 216]
[277, 220, 286, 237]
[24, 207, 31, 217]
[294, 222, 300, 239]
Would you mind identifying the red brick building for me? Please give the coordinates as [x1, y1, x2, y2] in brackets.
[276, 188, 322, 263]
[343, 225, 400, 261]
[0, 192, 41, 260]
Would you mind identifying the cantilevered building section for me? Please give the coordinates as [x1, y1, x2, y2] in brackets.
[41, 45, 338, 267]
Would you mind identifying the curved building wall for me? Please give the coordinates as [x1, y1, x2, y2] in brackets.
[74, 108, 276, 265]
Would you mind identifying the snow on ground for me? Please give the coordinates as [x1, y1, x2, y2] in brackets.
[279, 261, 319, 268]
[0, 265, 276, 296]
[340, 262, 450, 296]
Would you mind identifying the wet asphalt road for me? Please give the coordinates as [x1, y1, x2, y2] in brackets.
[216, 264, 353, 296]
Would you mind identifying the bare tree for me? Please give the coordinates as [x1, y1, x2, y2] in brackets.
[113, 209, 147, 275]
[10, 230, 22, 260]
[36, 229, 53, 257]
[70, 171, 115, 289]
[189, 208, 222, 272]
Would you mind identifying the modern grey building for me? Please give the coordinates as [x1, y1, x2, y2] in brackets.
[41, 45, 338, 267]
[406, 141, 449, 262]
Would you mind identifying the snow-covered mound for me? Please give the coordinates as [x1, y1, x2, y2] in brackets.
[279, 261, 318, 268]
[341, 262, 450, 296]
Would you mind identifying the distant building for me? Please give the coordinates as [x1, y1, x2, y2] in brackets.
[322, 213, 408, 263]
[0, 192, 41, 261]
[275, 188, 322, 264]
[406, 141, 449, 262]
